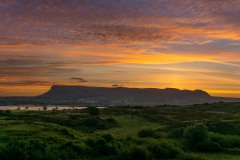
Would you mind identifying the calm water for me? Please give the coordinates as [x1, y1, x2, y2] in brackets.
[0, 106, 89, 110]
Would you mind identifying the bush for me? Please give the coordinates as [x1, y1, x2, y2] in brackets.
[0, 138, 85, 160]
[95, 138, 119, 156]
[168, 127, 185, 138]
[105, 117, 117, 123]
[224, 148, 240, 155]
[183, 123, 208, 146]
[0, 110, 11, 115]
[207, 121, 240, 135]
[178, 153, 207, 160]
[0, 110, 4, 115]
[59, 142, 86, 155]
[84, 137, 119, 157]
[43, 106, 47, 110]
[83, 117, 99, 127]
[138, 129, 159, 138]
[5, 110, 11, 114]
[101, 134, 114, 142]
[58, 128, 74, 138]
[0, 139, 47, 160]
[147, 140, 182, 159]
[209, 132, 240, 148]
[195, 140, 223, 152]
[86, 107, 100, 115]
[120, 144, 151, 160]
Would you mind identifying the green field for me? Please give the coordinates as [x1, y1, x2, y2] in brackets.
[0, 102, 240, 160]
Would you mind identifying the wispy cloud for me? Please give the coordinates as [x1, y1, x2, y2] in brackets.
[0, 0, 239, 97]
[112, 84, 123, 87]
[0, 0, 239, 46]
[70, 77, 88, 83]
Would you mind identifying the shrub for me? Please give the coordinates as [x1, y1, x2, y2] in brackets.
[59, 128, 74, 138]
[224, 148, 240, 155]
[138, 129, 157, 138]
[43, 106, 47, 110]
[0, 138, 84, 160]
[59, 142, 86, 155]
[101, 117, 119, 129]
[105, 117, 117, 123]
[86, 107, 100, 115]
[183, 123, 208, 146]
[120, 144, 151, 160]
[178, 153, 207, 160]
[83, 117, 99, 127]
[0, 110, 4, 115]
[147, 140, 182, 159]
[195, 140, 223, 152]
[101, 134, 114, 142]
[95, 138, 118, 156]
[5, 110, 11, 114]
[168, 127, 185, 138]
[209, 132, 240, 148]
[0, 139, 47, 160]
[207, 121, 240, 135]
[84, 137, 119, 157]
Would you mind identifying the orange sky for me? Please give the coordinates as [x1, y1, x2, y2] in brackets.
[0, 0, 239, 97]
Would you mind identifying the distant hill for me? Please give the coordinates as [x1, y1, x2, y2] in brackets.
[36, 85, 240, 106]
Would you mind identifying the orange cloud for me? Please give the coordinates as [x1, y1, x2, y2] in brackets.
[0, 0, 239, 97]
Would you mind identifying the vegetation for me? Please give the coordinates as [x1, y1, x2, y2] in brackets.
[183, 123, 208, 146]
[0, 102, 240, 159]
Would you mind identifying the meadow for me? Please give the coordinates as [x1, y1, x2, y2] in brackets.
[0, 102, 240, 160]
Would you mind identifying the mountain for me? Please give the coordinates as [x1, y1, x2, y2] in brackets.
[37, 85, 240, 106]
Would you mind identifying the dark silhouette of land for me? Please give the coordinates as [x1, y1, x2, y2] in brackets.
[0, 85, 239, 106]
[37, 85, 239, 105]
[2, 85, 239, 106]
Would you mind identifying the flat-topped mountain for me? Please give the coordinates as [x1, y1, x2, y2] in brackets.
[37, 85, 239, 105]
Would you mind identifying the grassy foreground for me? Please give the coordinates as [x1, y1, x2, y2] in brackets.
[0, 102, 240, 160]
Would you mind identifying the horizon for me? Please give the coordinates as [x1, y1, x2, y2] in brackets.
[0, 1, 240, 98]
[2, 85, 239, 99]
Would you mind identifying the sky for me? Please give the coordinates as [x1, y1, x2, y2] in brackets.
[0, 0, 240, 97]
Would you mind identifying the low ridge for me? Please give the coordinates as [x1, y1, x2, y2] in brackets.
[37, 85, 238, 105]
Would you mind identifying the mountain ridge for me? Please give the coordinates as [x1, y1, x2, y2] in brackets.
[37, 85, 239, 105]
[0, 85, 239, 106]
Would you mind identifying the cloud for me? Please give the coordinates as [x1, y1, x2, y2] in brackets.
[0, 0, 239, 47]
[0, 80, 55, 86]
[70, 77, 87, 83]
[0, 0, 239, 97]
[0, 55, 84, 87]
[0, 43, 47, 47]
[112, 84, 123, 87]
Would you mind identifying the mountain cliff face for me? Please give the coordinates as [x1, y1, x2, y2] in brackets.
[37, 85, 230, 105]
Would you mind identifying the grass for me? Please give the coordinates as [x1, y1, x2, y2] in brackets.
[96, 115, 162, 138]
[0, 102, 239, 159]
[198, 153, 240, 160]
